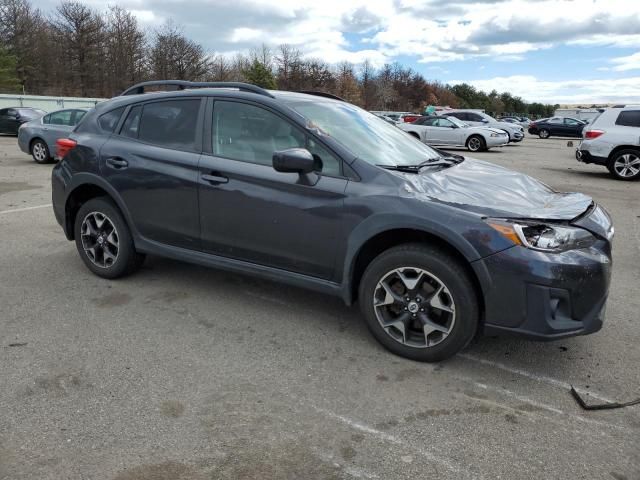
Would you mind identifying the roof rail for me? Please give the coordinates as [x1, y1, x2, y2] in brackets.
[297, 91, 345, 102]
[120, 80, 275, 98]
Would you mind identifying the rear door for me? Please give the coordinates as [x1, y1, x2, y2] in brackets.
[99, 98, 203, 250]
[198, 99, 348, 279]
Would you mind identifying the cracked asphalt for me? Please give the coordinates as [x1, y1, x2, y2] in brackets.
[0, 134, 638, 480]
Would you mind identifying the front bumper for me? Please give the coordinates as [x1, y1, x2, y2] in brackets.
[486, 134, 510, 148]
[473, 206, 613, 340]
[510, 131, 524, 142]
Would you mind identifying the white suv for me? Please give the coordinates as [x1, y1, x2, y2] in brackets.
[577, 106, 640, 180]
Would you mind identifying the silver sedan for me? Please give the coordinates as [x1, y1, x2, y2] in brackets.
[398, 115, 509, 152]
[18, 108, 89, 163]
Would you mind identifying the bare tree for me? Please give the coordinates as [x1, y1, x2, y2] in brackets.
[104, 5, 147, 95]
[52, 1, 105, 96]
[150, 22, 208, 81]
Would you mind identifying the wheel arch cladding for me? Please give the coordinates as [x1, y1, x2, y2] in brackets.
[609, 145, 640, 159]
[346, 228, 485, 321]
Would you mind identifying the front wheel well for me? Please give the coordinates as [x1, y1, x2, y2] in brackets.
[65, 184, 112, 240]
[349, 229, 484, 319]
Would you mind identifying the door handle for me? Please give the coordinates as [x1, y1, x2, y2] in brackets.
[202, 172, 229, 184]
[106, 157, 128, 169]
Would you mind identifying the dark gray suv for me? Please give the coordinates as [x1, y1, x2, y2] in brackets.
[51, 81, 614, 362]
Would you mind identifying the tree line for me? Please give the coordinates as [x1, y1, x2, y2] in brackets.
[0, 0, 559, 117]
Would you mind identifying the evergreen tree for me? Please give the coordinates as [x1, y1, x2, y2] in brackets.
[243, 59, 276, 89]
[0, 45, 20, 92]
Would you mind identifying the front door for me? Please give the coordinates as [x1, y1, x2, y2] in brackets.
[99, 98, 203, 249]
[198, 99, 348, 280]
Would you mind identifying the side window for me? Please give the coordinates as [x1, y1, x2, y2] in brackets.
[467, 113, 483, 122]
[48, 110, 73, 126]
[564, 118, 579, 125]
[615, 110, 640, 127]
[307, 138, 341, 176]
[42, 114, 51, 124]
[138, 99, 200, 150]
[213, 101, 305, 165]
[434, 118, 453, 127]
[548, 117, 562, 124]
[71, 110, 87, 125]
[120, 105, 142, 139]
[98, 107, 125, 133]
[448, 112, 465, 121]
[0, 109, 7, 117]
[7, 109, 17, 118]
[421, 118, 437, 126]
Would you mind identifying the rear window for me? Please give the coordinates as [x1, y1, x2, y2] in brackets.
[138, 99, 200, 151]
[98, 107, 125, 133]
[615, 110, 640, 127]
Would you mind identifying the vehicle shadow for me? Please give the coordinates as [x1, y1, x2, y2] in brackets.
[133, 255, 588, 372]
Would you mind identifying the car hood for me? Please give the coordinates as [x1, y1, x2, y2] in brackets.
[468, 126, 507, 135]
[400, 158, 593, 220]
[491, 121, 522, 132]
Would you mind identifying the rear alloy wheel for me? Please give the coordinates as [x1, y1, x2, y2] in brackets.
[609, 150, 640, 180]
[74, 197, 145, 278]
[538, 129, 550, 139]
[359, 244, 479, 362]
[31, 139, 51, 164]
[466, 135, 485, 152]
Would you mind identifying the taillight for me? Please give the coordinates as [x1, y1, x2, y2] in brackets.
[584, 130, 604, 139]
[56, 138, 77, 158]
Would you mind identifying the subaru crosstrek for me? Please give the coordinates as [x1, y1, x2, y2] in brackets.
[51, 81, 614, 362]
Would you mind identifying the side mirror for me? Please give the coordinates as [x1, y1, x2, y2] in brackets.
[273, 148, 316, 174]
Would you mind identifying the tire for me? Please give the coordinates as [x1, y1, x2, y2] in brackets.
[538, 129, 550, 139]
[466, 135, 485, 152]
[31, 139, 51, 164]
[607, 149, 640, 180]
[73, 197, 145, 279]
[358, 243, 479, 362]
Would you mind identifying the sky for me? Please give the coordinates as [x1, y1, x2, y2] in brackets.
[40, 0, 640, 104]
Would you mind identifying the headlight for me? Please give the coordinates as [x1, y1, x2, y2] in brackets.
[490, 133, 500, 137]
[486, 219, 596, 252]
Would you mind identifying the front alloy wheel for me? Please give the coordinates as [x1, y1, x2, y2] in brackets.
[373, 267, 455, 348]
[359, 244, 478, 362]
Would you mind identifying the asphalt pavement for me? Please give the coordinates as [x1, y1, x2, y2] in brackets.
[0, 134, 638, 480]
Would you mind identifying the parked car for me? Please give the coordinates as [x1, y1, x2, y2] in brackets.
[446, 110, 524, 142]
[576, 106, 640, 180]
[0, 107, 46, 135]
[18, 108, 89, 163]
[52, 80, 613, 362]
[500, 116, 531, 128]
[528, 117, 586, 138]
[398, 115, 509, 152]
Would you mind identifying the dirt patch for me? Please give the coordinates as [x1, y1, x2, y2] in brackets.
[145, 291, 189, 304]
[113, 461, 206, 480]
[161, 400, 185, 418]
[92, 292, 132, 308]
[23, 372, 86, 397]
[0, 181, 40, 195]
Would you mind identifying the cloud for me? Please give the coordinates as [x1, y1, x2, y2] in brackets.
[448, 75, 640, 104]
[34, 0, 640, 86]
[610, 51, 640, 72]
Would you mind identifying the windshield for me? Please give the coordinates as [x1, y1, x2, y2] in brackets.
[280, 97, 440, 166]
[446, 116, 469, 128]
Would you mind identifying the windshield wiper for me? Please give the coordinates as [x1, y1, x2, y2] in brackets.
[377, 156, 461, 173]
